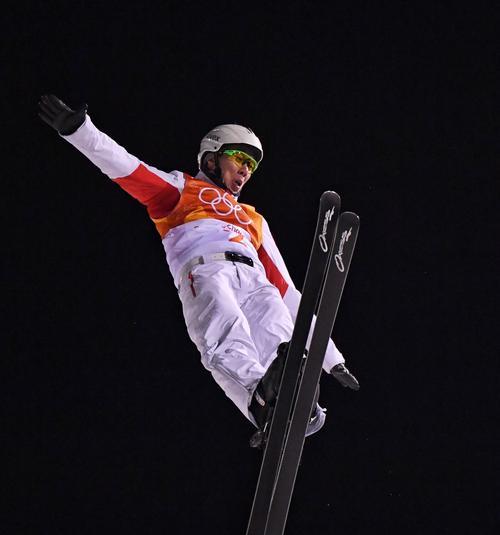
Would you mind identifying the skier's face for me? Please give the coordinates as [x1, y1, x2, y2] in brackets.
[206, 153, 253, 195]
[219, 153, 253, 195]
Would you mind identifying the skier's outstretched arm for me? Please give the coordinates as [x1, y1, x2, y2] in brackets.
[257, 217, 359, 388]
[38, 95, 184, 219]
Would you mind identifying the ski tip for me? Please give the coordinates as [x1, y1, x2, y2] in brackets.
[340, 211, 360, 223]
[321, 190, 340, 198]
[320, 191, 341, 206]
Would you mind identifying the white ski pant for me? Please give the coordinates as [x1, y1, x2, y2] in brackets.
[178, 260, 294, 421]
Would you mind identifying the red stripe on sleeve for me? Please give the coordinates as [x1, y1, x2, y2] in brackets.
[146, 187, 181, 219]
[115, 163, 180, 208]
[258, 246, 289, 297]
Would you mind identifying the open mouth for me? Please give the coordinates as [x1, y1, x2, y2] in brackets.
[232, 178, 243, 190]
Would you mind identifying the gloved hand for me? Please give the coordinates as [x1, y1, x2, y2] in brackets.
[38, 94, 88, 135]
[331, 363, 360, 390]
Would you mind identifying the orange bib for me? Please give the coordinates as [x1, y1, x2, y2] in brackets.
[151, 176, 263, 249]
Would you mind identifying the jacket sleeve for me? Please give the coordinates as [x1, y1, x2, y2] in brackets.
[61, 115, 184, 219]
[257, 217, 345, 372]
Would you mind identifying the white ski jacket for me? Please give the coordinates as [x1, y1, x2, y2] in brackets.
[62, 116, 345, 371]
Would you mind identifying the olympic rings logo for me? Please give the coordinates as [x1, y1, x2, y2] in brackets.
[198, 187, 251, 226]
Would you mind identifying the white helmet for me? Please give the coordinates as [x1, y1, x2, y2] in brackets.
[197, 124, 263, 168]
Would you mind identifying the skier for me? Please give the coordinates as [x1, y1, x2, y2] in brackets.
[38, 95, 359, 444]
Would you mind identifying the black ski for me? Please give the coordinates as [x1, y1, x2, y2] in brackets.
[264, 211, 360, 535]
[246, 191, 341, 535]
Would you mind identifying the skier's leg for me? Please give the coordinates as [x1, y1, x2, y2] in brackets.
[235, 264, 295, 370]
[234, 264, 293, 427]
[178, 261, 267, 419]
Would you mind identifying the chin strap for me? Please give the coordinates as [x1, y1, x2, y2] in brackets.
[211, 152, 224, 186]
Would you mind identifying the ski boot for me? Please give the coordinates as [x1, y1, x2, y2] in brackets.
[249, 343, 324, 449]
[249, 342, 289, 449]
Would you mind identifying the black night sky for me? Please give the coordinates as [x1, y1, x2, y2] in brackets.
[5, 2, 499, 534]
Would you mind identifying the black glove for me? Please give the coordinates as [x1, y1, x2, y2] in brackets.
[38, 94, 88, 135]
[331, 363, 360, 390]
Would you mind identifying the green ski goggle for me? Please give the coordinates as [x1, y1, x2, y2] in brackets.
[222, 149, 259, 173]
